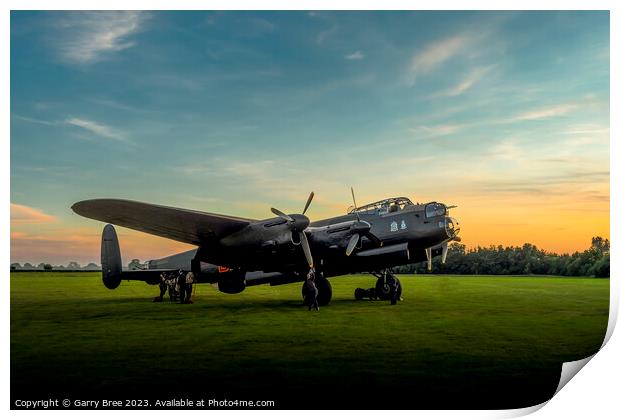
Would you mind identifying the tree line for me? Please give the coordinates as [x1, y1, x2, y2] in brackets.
[10, 262, 100, 271]
[393, 236, 610, 278]
[11, 237, 610, 277]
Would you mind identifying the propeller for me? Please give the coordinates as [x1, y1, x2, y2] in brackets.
[300, 232, 314, 268]
[302, 191, 314, 215]
[425, 247, 433, 271]
[436, 215, 461, 266]
[345, 233, 360, 256]
[270, 207, 293, 222]
[271, 192, 315, 268]
[345, 188, 383, 255]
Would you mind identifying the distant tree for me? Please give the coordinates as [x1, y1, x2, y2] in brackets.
[67, 262, 81, 270]
[587, 237, 610, 278]
[23, 263, 34, 270]
[43, 264, 53, 271]
[37, 263, 45, 270]
[590, 236, 610, 255]
[11, 263, 22, 270]
[84, 262, 100, 270]
[590, 254, 610, 278]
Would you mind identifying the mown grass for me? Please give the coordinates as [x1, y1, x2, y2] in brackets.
[10, 272, 609, 409]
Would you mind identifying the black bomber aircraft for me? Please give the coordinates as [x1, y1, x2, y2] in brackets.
[71, 189, 460, 305]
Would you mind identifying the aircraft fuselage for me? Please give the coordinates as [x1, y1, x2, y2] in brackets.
[148, 198, 459, 280]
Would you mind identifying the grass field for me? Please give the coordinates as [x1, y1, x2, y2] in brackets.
[11, 272, 609, 409]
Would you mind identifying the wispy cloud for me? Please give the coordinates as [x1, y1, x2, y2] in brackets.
[316, 25, 338, 45]
[345, 50, 365, 60]
[90, 98, 149, 114]
[407, 35, 471, 85]
[408, 124, 464, 138]
[54, 11, 145, 65]
[563, 124, 609, 136]
[560, 123, 610, 147]
[479, 170, 609, 195]
[432, 66, 493, 97]
[65, 117, 127, 141]
[13, 113, 130, 143]
[11, 203, 57, 225]
[495, 96, 605, 124]
[12, 114, 58, 126]
[483, 139, 524, 160]
[511, 103, 578, 121]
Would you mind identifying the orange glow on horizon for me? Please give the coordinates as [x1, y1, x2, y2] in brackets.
[10, 189, 609, 264]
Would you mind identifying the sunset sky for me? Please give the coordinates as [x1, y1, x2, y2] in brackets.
[10, 11, 609, 265]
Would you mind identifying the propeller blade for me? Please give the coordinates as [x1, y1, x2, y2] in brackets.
[441, 242, 448, 264]
[302, 191, 314, 215]
[271, 207, 293, 222]
[300, 231, 314, 268]
[425, 247, 432, 271]
[350, 187, 360, 221]
[346, 233, 360, 256]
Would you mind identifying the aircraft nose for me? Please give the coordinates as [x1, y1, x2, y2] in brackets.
[445, 216, 460, 239]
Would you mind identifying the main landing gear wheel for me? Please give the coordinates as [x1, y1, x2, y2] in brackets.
[375, 272, 402, 303]
[316, 274, 332, 306]
[301, 273, 333, 306]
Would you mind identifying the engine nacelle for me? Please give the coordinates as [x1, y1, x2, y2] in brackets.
[213, 271, 246, 294]
[355, 242, 410, 267]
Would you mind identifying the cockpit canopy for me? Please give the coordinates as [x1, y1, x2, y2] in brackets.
[347, 197, 414, 216]
[348, 197, 449, 218]
[424, 202, 446, 218]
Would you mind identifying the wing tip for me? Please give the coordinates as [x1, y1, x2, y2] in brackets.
[71, 199, 94, 216]
[71, 200, 85, 215]
[71, 199, 107, 217]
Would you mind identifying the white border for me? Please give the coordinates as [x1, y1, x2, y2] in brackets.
[4, 2, 617, 419]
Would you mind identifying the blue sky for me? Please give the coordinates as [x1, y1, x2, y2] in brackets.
[10, 11, 609, 263]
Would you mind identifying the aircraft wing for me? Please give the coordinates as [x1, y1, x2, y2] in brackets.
[72, 199, 255, 246]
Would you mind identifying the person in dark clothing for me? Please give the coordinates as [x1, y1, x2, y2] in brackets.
[177, 270, 187, 304]
[388, 276, 399, 305]
[184, 271, 194, 304]
[302, 271, 319, 311]
[153, 273, 168, 302]
[167, 274, 177, 302]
